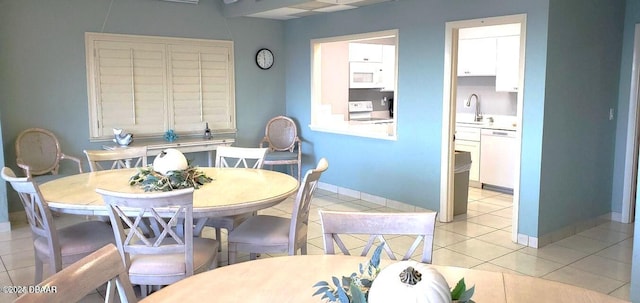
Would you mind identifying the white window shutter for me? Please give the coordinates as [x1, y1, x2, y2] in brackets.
[93, 40, 167, 138]
[86, 33, 236, 141]
[168, 44, 234, 133]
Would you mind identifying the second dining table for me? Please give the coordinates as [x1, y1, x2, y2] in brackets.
[38, 167, 299, 218]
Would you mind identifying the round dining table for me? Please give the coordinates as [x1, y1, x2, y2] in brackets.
[39, 167, 299, 218]
[140, 254, 628, 303]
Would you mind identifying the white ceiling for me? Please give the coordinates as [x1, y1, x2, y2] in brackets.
[243, 0, 393, 20]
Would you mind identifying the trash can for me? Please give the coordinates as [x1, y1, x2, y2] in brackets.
[454, 151, 472, 215]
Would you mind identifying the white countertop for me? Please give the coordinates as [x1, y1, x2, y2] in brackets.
[456, 114, 518, 131]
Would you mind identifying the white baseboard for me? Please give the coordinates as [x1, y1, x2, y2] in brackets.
[318, 182, 617, 249]
[522, 213, 613, 248]
[0, 221, 11, 233]
[317, 182, 436, 213]
[610, 212, 624, 223]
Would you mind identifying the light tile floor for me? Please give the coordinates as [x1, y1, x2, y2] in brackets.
[0, 187, 633, 302]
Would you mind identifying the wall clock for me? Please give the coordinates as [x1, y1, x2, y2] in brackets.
[256, 48, 274, 70]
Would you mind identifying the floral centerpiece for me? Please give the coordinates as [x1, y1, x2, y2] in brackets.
[129, 148, 212, 192]
[312, 244, 475, 303]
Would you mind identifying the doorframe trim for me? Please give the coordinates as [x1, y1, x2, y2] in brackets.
[440, 14, 526, 244]
[621, 24, 640, 224]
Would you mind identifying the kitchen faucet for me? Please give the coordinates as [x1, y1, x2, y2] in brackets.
[466, 93, 482, 122]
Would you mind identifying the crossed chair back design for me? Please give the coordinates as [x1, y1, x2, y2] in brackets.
[1, 167, 115, 284]
[13, 244, 138, 303]
[201, 146, 268, 264]
[84, 146, 152, 234]
[318, 210, 437, 263]
[97, 187, 219, 297]
[84, 146, 148, 171]
[15, 128, 83, 178]
[260, 116, 302, 181]
[227, 158, 328, 264]
[214, 146, 268, 169]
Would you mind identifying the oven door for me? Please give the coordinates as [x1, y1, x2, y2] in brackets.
[349, 62, 383, 88]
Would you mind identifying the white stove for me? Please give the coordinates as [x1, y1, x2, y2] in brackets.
[348, 101, 374, 120]
[348, 101, 393, 124]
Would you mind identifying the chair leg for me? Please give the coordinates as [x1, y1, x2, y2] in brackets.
[249, 253, 257, 260]
[104, 279, 117, 302]
[301, 243, 307, 255]
[228, 243, 237, 265]
[215, 228, 222, 252]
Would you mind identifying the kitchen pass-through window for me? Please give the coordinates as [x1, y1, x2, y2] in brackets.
[309, 30, 398, 140]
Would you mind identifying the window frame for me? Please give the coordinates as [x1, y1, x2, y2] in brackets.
[309, 29, 398, 141]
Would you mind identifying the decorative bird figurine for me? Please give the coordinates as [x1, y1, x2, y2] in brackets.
[113, 128, 133, 146]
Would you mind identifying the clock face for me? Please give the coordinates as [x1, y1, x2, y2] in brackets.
[256, 48, 274, 70]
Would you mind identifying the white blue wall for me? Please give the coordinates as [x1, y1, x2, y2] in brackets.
[283, 0, 556, 236]
[2, 0, 637, 297]
[0, 115, 8, 230]
[0, 0, 286, 212]
[538, 0, 624, 235]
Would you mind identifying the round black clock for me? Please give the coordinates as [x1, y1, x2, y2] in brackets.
[256, 48, 274, 70]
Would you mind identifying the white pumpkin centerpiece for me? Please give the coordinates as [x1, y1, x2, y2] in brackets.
[153, 148, 188, 175]
[368, 261, 452, 303]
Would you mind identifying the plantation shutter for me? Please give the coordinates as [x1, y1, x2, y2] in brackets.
[168, 44, 235, 133]
[91, 40, 167, 137]
[86, 33, 236, 141]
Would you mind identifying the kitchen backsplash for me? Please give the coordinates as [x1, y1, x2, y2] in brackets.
[349, 88, 394, 111]
[456, 76, 517, 116]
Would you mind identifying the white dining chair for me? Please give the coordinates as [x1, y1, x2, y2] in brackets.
[97, 187, 219, 297]
[1, 167, 115, 284]
[13, 244, 138, 303]
[84, 146, 153, 233]
[227, 158, 328, 264]
[15, 128, 83, 179]
[198, 146, 268, 264]
[84, 146, 148, 171]
[318, 210, 437, 263]
[260, 116, 302, 181]
[214, 146, 268, 168]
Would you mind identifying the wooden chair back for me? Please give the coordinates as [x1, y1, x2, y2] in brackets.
[1, 167, 62, 276]
[259, 116, 302, 181]
[215, 146, 267, 169]
[84, 146, 148, 171]
[288, 158, 328, 254]
[262, 116, 299, 152]
[13, 244, 138, 303]
[15, 128, 83, 177]
[318, 210, 437, 263]
[97, 188, 196, 280]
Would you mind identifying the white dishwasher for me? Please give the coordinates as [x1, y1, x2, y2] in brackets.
[480, 129, 516, 189]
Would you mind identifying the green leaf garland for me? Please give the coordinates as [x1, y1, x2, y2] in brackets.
[129, 165, 213, 192]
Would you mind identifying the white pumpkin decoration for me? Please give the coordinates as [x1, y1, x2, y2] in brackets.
[153, 148, 188, 175]
[368, 261, 452, 303]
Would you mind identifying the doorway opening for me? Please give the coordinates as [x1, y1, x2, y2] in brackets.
[620, 24, 640, 224]
[440, 14, 527, 244]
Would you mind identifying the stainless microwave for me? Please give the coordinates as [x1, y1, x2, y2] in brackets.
[349, 62, 384, 88]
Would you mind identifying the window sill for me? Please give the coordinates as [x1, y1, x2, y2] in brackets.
[309, 123, 397, 141]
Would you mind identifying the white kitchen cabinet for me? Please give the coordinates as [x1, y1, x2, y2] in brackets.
[495, 35, 520, 92]
[480, 129, 516, 189]
[457, 38, 497, 76]
[381, 45, 396, 91]
[349, 43, 383, 62]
